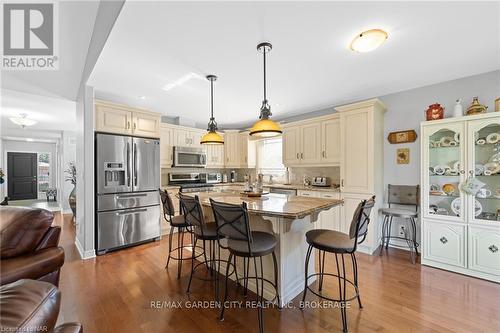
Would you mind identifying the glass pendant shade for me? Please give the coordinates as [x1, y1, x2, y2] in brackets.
[250, 42, 282, 138]
[201, 75, 224, 145]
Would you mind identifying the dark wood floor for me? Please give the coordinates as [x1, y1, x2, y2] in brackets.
[55, 213, 500, 332]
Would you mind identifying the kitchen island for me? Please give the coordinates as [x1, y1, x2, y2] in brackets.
[185, 190, 343, 307]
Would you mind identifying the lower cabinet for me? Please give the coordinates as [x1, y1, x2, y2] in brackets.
[297, 190, 341, 231]
[423, 220, 466, 268]
[468, 225, 500, 276]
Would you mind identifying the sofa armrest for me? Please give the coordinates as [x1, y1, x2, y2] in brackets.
[36, 226, 61, 251]
[0, 247, 64, 286]
[54, 322, 83, 333]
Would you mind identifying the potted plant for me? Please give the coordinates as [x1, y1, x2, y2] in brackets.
[65, 162, 76, 223]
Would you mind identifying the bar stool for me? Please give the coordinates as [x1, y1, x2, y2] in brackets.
[301, 196, 375, 333]
[210, 199, 280, 333]
[159, 189, 201, 279]
[180, 193, 229, 298]
[379, 185, 419, 263]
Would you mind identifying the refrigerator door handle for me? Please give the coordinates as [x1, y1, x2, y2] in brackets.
[126, 142, 130, 187]
[116, 193, 148, 199]
[115, 208, 147, 216]
[134, 142, 138, 187]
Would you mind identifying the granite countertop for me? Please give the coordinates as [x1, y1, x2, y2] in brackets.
[184, 189, 342, 219]
[163, 183, 340, 193]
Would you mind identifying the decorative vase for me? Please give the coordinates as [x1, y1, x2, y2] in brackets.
[453, 99, 463, 117]
[466, 97, 488, 115]
[68, 185, 76, 222]
[425, 103, 444, 121]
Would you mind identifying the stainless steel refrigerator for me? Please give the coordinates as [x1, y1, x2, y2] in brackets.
[95, 133, 160, 255]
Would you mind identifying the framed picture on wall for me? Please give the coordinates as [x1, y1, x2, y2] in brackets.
[397, 148, 410, 164]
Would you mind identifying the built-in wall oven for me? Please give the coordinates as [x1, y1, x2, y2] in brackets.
[173, 146, 207, 168]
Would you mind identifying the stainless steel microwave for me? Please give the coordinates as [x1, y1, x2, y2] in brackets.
[173, 146, 207, 168]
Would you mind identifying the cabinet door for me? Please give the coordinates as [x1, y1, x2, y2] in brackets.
[423, 220, 465, 267]
[421, 122, 466, 222]
[340, 193, 375, 236]
[466, 117, 500, 224]
[174, 129, 190, 146]
[132, 112, 160, 138]
[319, 192, 341, 231]
[468, 225, 500, 276]
[322, 118, 340, 164]
[224, 133, 240, 167]
[301, 122, 322, 164]
[340, 109, 373, 193]
[239, 133, 256, 168]
[95, 105, 132, 135]
[189, 131, 203, 147]
[282, 127, 301, 166]
[160, 126, 174, 167]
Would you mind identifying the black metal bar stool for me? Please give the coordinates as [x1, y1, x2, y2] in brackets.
[301, 196, 375, 333]
[180, 193, 235, 300]
[379, 185, 419, 263]
[159, 189, 202, 279]
[210, 199, 280, 333]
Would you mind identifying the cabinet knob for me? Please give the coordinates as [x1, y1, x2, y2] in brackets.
[489, 245, 498, 253]
[133, 123, 137, 130]
[439, 236, 448, 244]
[127, 121, 131, 129]
[296, 153, 299, 159]
[301, 152, 304, 159]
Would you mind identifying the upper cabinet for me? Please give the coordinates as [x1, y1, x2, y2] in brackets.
[282, 115, 340, 167]
[224, 130, 240, 167]
[239, 131, 256, 168]
[173, 127, 205, 147]
[160, 124, 174, 167]
[336, 99, 385, 194]
[95, 100, 160, 138]
[207, 134, 225, 168]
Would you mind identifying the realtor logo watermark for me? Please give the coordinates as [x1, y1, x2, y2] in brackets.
[1, 2, 59, 70]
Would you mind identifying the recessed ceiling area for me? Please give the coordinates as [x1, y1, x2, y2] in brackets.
[88, 1, 500, 128]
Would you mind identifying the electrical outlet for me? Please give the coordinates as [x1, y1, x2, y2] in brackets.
[399, 225, 405, 237]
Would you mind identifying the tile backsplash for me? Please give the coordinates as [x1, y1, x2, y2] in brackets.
[288, 166, 340, 185]
[161, 167, 254, 186]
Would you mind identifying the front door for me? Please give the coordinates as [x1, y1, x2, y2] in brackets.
[7, 152, 38, 200]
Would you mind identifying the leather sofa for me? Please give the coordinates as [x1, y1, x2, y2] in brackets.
[0, 207, 65, 286]
[0, 279, 82, 333]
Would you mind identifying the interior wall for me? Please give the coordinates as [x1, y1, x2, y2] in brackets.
[378, 70, 500, 244]
[61, 131, 76, 213]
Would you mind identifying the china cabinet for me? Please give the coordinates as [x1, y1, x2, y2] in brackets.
[421, 112, 500, 282]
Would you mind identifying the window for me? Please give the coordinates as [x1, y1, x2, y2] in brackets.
[256, 137, 286, 179]
[38, 153, 51, 195]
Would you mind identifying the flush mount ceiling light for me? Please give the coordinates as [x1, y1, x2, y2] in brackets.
[200, 75, 224, 145]
[249, 42, 282, 138]
[9, 113, 37, 128]
[350, 29, 388, 52]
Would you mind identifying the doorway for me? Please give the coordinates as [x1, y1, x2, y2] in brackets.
[7, 152, 38, 200]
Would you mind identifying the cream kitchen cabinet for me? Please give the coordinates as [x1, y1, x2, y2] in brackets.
[160, 124, 174, 167]
[224, 130, 240, 167]
[297, 190, 341, 231]
[468, 225, 500, 276]
[95, 100, 160, 138]
[174, 127, 205, 147]
[321, 118, 340, 164]
[207, 140, 225, 168]
[282, 115, 339, 167]
[239, 132, 256, 168]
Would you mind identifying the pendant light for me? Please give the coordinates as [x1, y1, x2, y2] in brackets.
[249, 42, 282, 137]
[200, 75, 224, 145]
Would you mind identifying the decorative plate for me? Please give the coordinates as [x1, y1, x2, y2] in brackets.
[486, 133, 500, 144]
[430, 184, 440, 192]
[433, 165, 450, 175]
[451, 198, 482, 217]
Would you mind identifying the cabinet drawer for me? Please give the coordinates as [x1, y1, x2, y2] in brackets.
[468, 225, 500, 276]
[423, 220, 465, 267]
[319, 192, 340, 199]
[297, 190, 319, 197]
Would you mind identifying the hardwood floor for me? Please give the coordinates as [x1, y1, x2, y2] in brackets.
[54, 213, 500, 332]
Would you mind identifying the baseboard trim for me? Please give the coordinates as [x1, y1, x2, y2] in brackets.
[75, 237, 96, 260]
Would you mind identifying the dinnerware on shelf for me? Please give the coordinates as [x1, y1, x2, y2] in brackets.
[436, 208, 449, 215]
[486, 133, 500, 144]
[429, 167, 435, 175]
[442, 183, 456, 195]
[440, 136, 454, 147]
[475, 164, 484, 176]
[484, 162, 500, 174]
[476, 188, 492, 198]
[494, 188, 500, 199]
[476, 138, 486, 145]
[484, 170, 493, 176]
[430, 184, 440, 192]
[451, 198, 482, 217]
[449, 141, 458, 146]
[433, 165, 449, 175]
[454, 132, 460, 143]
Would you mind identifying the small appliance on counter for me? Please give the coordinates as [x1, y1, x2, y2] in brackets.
[230, 170, 237, 183]
[311, 177, 331, 187]
[222, 173, 228, 183]
[168, 172, 221, 192]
